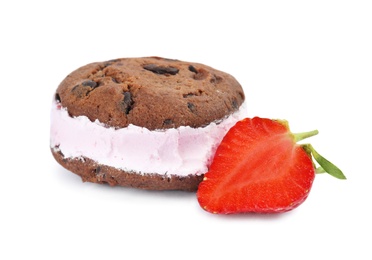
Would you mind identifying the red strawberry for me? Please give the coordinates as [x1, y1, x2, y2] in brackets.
[197, 117, 345, 214]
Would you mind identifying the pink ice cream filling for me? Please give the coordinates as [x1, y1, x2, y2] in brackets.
[50, 100, 247, 177]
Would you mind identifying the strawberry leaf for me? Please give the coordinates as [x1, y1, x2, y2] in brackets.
[305, 144, 346, 180]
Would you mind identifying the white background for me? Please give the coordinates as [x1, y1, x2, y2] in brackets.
[1, 1, 371, 259]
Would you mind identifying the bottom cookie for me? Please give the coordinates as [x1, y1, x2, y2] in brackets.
[51, 149, 204, 191]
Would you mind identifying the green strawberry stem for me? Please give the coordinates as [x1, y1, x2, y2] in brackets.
[293, 130, 319, 142]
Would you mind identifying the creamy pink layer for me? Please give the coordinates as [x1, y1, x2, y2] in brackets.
[50, 101, 247, 176]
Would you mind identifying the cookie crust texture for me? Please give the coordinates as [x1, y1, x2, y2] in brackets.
[53, 57, 245, 191]
[52, 150, 204, 191]
[56, 56, 245, 130]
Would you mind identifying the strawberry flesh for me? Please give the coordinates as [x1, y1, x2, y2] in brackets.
[197, 117, 315, 214]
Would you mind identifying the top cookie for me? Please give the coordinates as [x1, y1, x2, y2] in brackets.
[55, 57, 245, 130]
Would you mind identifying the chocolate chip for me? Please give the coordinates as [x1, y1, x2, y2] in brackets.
[210, 74, 223, 84]
[193, 68, 208, 80]
[188, 65, 198, 73]
[163, 119, 173, 125]
[232, 98, 238, 109]
[183, 93, 195, 98]
[121, 91, 134, 115]
[143, 64, 179, 75]
[123, 92, 131, 104]
[82, 80, 98, 88]
[187, 102, 196, 113]
[55, 93, 61, 103]
[71, 84, 90, 97]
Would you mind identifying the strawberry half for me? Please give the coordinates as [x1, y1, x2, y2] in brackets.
[197, 117, 345, 214]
